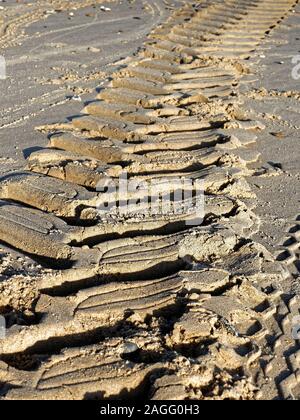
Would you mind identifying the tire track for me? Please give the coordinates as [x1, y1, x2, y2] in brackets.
[0, 0, 299, 400]
[277, 217, 300, 279]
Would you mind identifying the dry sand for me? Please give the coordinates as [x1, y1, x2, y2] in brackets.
[0, 0, 299, 401]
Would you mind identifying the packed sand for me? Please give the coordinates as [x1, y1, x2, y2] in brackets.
[0, 0, 299, 401]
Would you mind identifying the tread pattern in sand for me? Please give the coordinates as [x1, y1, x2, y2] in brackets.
[277, 216, 300, 279]
[0, 0, 299, 401]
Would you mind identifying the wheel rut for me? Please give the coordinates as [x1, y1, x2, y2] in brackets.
[0, 0, 299, 400]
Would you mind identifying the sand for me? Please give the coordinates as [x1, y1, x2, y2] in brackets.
[0, 0, 299, 401]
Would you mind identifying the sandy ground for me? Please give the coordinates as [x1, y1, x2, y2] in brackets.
[0, 0, 180, 174]
[0, 0, 299, 286]
[0, 0, 185, 289]
[0, 0, 299, 401]
[242, 4, 300, 291]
